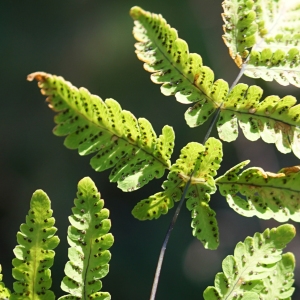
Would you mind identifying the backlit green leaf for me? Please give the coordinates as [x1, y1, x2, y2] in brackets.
[133, 138, 222, 249]
[217, 83, 300, 158]
[11, 190, 59, 300]
[260, 253, 295, 299]
[204, 224, 296, 300]
[130, 6, 229, 127]
[59, 177, 113, 300]
[28, 72, 174, 192]
[216, 162, 300, 222]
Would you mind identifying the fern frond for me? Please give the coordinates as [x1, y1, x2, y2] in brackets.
[130, 6, 229, 127]
[133, 137, 222, 249]
[261, 252, 295, 299]
[203, 224, 296, 300]
[216, 161, 300, 222]
[217, 83, 300, 157]
[11, 190, 60, 300]
[59, 177, 113, 300]
[27, 72, 175, 192]
[222, 0, 300, 86]
[0, 265, 10, 299]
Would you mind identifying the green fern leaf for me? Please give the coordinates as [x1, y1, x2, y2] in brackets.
[133, 138, 222, 249]
[11, 190, 60, 300]
[245, 47, 300, 87]
[130, 6, 229, 127]
[222, 0, 300, 86]
[222, 0, 258, 67]
[0, 265, 10, 299]
[59, 177, 113, 300]
[216, 161, 300, 222]
[28, 72, 174, 192]
[203, 224, 296, 300]
[260, 252, 295, 299]
[217, 83, 300, 157]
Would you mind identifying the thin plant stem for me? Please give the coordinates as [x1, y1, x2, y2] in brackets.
[149, 105, 222, 300]
[149, 65, 247, 300]
[149, 179, 191, 300]
[229, 63, 247, 92]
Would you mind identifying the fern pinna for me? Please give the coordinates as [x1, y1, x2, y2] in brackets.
[27, 72, 174, 192]
[130, 5, 300, 159]
[59, 177, 113, 300]
[133, 138, 222, 250]
[204, 224, 296, 300]
[11, 190, 60, 300]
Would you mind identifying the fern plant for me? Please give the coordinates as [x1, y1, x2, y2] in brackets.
[1, 0, 300, 299]
[0, 177, 113, 300]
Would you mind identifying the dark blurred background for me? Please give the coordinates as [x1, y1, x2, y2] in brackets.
[1, 1, 299, 299]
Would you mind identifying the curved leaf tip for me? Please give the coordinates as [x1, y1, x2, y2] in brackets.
[130, 6, 143, 19]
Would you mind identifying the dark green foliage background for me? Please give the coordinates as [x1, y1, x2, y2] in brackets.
[0, 1, 299, 299]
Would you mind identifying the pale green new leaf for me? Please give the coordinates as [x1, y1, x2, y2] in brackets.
[28, 72, 174, 192]
[132, 138, 222, 249]
[216, 161, 300, 222]
[260, 253, 295, 299]
[0, 265, 10, 299]
[59, 177, 113, 300]
[11, 190, 60, 300]
[130, 6, 229, 127]
[217, 83, 300, 158]
[222, 0, 300, 86]
[203, 224, 296, 300]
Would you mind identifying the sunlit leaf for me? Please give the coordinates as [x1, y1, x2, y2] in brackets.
[216, 161, 300, 222]
[28, 72, 175, 192]
[204, 224, 296, 300]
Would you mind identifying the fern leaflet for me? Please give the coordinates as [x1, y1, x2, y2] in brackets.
[130, 6, 229, 128]
[27, 72, 175, 192]
[222, 0, 300, 86]
[217, 83, 300, 157]
[216, 161, 300, 222]
[59, 177, 113, 300]
[0, 265, 10, 299]
[132, 137, 222, 249]
[260, 252, 295, 299]
[203, 224, 296, 300]
[11, 190, 60, 300]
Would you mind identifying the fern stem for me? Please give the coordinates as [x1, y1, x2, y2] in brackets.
[149, 179, 191, 300]
[229, 62, 247, 92]
[203, 106, 222, 144]
[150, 92, 224, 299]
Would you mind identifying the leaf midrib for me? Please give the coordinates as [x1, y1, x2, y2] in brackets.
[217, 180, 300, 195]
[223, 107, 299, 127]
[55, 87, 171, 170]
